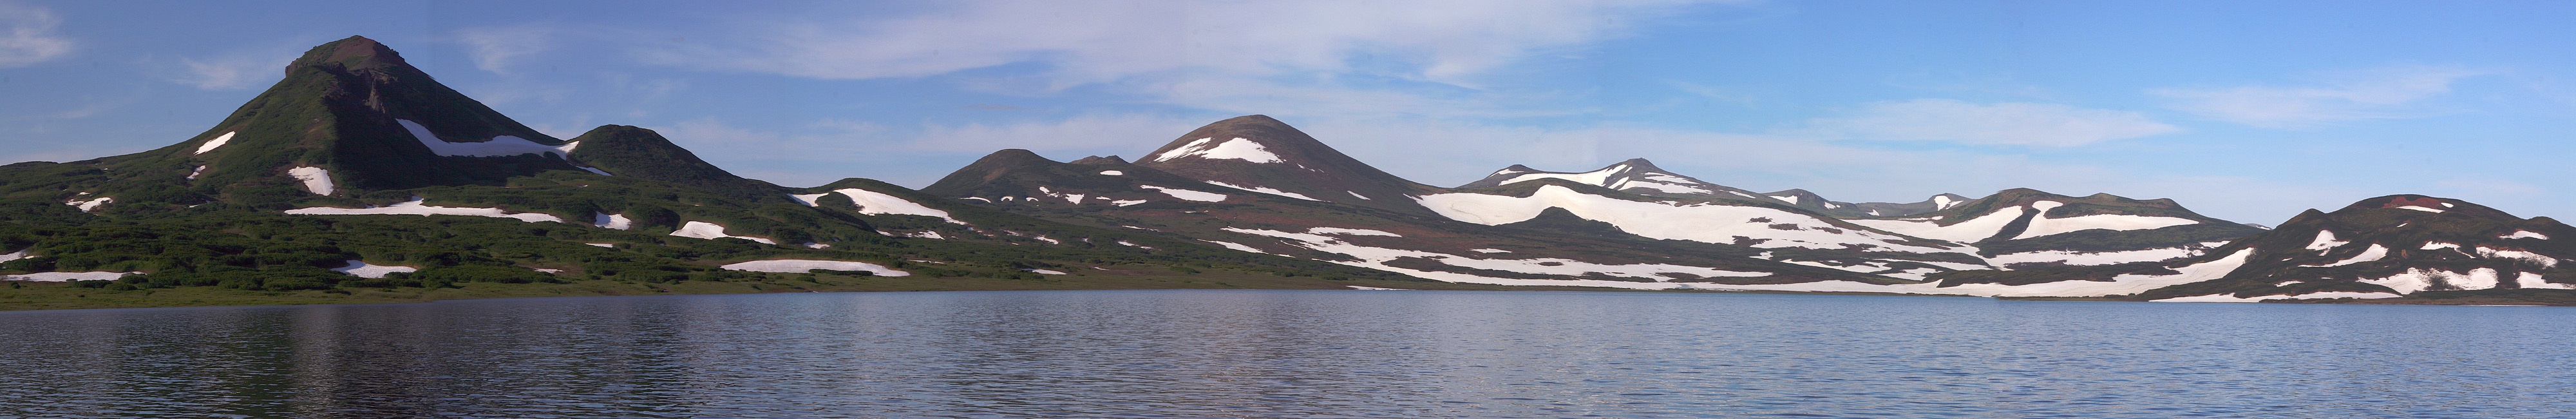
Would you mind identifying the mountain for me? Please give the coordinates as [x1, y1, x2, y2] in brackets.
[926, 148, 1922, 287]
[1457, 159, 1967, 218]
[2121, 195, 2576, 301]
[1846, 188, 2264, 267]
[0, 37, 1413, 298]
[1132, 115, 1442, 215]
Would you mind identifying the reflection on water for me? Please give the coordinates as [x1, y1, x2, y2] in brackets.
[2, 290, 2571, 418]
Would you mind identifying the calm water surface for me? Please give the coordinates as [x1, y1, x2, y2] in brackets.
[1, 289, 2569, 418]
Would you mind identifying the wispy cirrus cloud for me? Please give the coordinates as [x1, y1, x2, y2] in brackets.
[155, 40, 310, 90]
[2150, 64, 2490, 129]
[0, 1, 73, 68]
[456, 23, 558, 75]
[1802, 99, 2181, 146]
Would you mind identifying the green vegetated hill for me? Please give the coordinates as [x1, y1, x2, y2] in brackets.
[4, 35, 2568, 310]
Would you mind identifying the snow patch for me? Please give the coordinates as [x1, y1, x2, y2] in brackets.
[2304, 231, 2347, 253]
[1204, 240, 1267, 253]
[1307, 227, 1400, 237]
[2476, 246, 2560, 268]
[1933, 195, 1960, 210]
[3, 271, 137, 282]
[285, 198, 565, 223]
[720, 260, 909, 277]
[1206, 180, 1319, 200]
[2503, 231, 2550, 240]
[193, 132, 236, 155]
[2514, 272, 2574, 289]
[2303, 244, 2389, 268]
[287, 166, 335, 195]
[576, 166, 611, 176]
[1470, 248, 1511, 253]
[2363, 268, 2502, 293]
[397, 119, 579, 158]
[1025, 269, 1068, 275]
[1850, 206, 2027, 243]
[670, 221, 775, 244]
[1421, 185, 1964, 254]
[1098, 170, 1124, 176]
[794, 188, 967, 224]
[66, 197, 109, 212]
[1988, 247, 2198, 267]
[187, 166, 207, 180]
[593, 213, 632, 229]
[2153, 291, 2405, 303]
[1936, 248, 2257, 297]
[2009, 204, 2199, 240]
[1151, 137, 1285, 163]
[2397, 206, 2445, 213]
[1221, 228, 1772, 281]
[1141, 185, 1226, 202]
[584, 243, 615, 248]
[330, 260, 417, 278]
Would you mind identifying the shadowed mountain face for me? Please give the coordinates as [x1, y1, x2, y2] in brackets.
[1132, 115, 1441, 215]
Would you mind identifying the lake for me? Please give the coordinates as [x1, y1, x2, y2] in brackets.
[1, 289, 2568, 418]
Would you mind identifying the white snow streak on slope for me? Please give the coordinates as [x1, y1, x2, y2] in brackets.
[585, 243, 615, 248]
[1773, 195, 1799, 204]
[2152, 291, 2403, 302]
[1206, 180, 1320, 200]
[2363, 268, 2501, 293]
[2503, 231, 2550, 240]
[0, 250, 23, 263]
[2476, 247, 2560, 268]
[594, 213, 632, 230]
[788, 193, 828, 204]
[1498, 166, 1627, 187]
[1418, 185, 1960, 253]
[285, 198, 564, 223]
[670, 221, 775, 244]
[1152, 137, 1283, 163]
[1935, 248, 2257, 297]
[1470, 248, 1510, 253]
[1141, 186, 1226, 202]
[1203, 240, 1265, 253]
[1099, 170, 1123, 176]
[1222, 228, 1771, 282]
[3, 271, 137, 282]
[2422, 242, 2461, 251]
[66, 197, 109, 212]
[1850, 206, 2027, 243]
[576, 166, 612, 176]
[1987, 247, 2197, 267]
[187, 166, 207, 179]
[194, 132, 236, 154]
[1623, 182, 1712, 194]
[2302, 244, 2387, 267]
[330, 260, 418, 278]
[2305, 231, 2347, 252]
[2515, 272, 2575, 289]
[791, 188, 967, 224]
[720, 260, 909, 276]
[2397, 206, 2445, 213]
[2010, 205, 2199, 240]
[1933, 195, 1960, 210]
[396, 119, 579, 158]
[288, 166, 335, 195]
[1307, 227, 1400, 237]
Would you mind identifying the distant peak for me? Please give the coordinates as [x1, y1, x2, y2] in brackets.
[1613, 158, 1662, 171]
[1069, 155, 1129, 165]
[289, 35, 409, 73]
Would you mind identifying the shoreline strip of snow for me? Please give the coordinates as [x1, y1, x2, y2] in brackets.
[720, 259, 909, 277]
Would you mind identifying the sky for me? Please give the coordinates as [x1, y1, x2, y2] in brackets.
[0, 0, 2568, 224]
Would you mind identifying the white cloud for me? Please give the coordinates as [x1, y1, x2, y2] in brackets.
[1803, 99, 2181, 146]
[2151, 64, 2489, 129]
[909, 113, 1209, 153]
[457, 24, 556, 75]
[0, 2, 72, 68]
[643, 1, 1705, 84]
[157, 41, 309, 90]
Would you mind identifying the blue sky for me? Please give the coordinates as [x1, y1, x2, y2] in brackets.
[0, 0, 2567, 224]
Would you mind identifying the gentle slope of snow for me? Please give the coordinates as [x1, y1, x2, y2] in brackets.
[669, 221, 775, 244]
[330, 260, 417, 278]
[397, 119, 579, 158]
[720, 260, 909, 276]
[193, 132, 236, 155]
[287, 166, 334, 195]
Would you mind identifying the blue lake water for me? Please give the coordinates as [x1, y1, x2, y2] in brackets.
[0, 289, 2570, 418]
